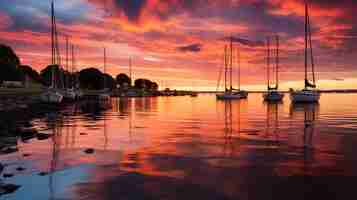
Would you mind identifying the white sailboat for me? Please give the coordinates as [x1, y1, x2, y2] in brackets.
[217, 37, 248, 100]
[290, 0, 320, 103]
[263, 36, 284, 101]
[99, 47, 111, 101]
[40, 1, 63, 104]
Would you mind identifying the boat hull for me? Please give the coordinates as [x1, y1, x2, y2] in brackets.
[290, 90, 320, 103]
[216, 91, 248, 100]
[263, 91, 284, 101]
[40, 90, 63, 103]
[61, 89, 76, 100]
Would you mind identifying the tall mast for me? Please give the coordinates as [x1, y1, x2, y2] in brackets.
[230, 36, 233, 92]
[237, 45, 241, 91]
[304, 0, 308, 89]
[267, 37, 270, 90]
[276, 35, 279, 89]
[71, 44, 74, 89]
[129, 57, 132, 86]
[51, 1, 55, 66]
[103, 47, 107, 89]
[51, 1, 55, 88]
[307, 5, 316, 86]
[224, 45, 227, 92]
[66, 36, 69, 89]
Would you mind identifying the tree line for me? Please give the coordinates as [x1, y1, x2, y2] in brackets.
[0, 44, 159, 90]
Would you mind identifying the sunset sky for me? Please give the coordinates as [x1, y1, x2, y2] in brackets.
[0, 0, 356, 90]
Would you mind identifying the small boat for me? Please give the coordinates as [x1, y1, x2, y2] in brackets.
[62, 88, 76, 100]
[40, 2, 63, 104]
[40, 88, 63, 103]
[290, 1, 320, 103]
[291, 89, 320, 102]
[263, 36, 284, 101]
[217, 91, 247, 100]
[216, 37, 248, 100]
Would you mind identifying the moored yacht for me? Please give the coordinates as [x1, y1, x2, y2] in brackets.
[263, 36, 284, 101]
[290, 0, 320, 103]
[40, 1, 63, 104]
[217, 37, 248, 100]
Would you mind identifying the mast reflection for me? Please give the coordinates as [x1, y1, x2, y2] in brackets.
[290, 103, 319, 173]
[265, 102, 282, 145]
[222, 100, 243, 157]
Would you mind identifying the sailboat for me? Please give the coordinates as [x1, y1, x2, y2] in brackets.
[62, 36, 76, 100]
[263, 36, 284, 101]
[99, 47, 111, 101]
[217, 37, 248, 100]
[290, 0, 320, 103]
[40, 1, 63, 104]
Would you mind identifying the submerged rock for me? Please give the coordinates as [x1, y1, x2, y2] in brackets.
[0, 163, 4, 174]
[16, 167, 25, 171]
[36, 133, 52, 140]
[19, 129, 37, 142]
[3, 173, 14, 178]
[0, 147, 18, 155]
[0, 184, 21, 196]
[84, 148, 95, 154]
[38, 172, 48, 176]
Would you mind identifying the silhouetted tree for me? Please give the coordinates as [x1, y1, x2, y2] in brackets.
[0, 44, 20, 67]
[103, 73, 116, 89]
[0, 44, 22, 83]
[116, 73, 131, 87]
[79, 68, 103, 90]
[134, 79, 147, 89]
[18, 65, 42, 83]
[40, 65, 65, 87]
[151, 82, 159, 90]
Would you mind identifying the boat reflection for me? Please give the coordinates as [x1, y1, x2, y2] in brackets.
[290, 103, 319, 173]
[222, 100, 245, 157]
[290, 103, 319, 149]
[264, 101, 283, 145]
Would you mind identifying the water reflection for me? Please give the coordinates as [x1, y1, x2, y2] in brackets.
[265, 102, 281, 144]
[290, 103, 320, 173]
[222, 100, 243, 157]
[290, 103, 319, 149]
[3, 94, 357, 200]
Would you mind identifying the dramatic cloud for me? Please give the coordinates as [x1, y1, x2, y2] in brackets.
[0, 0, 357, 90]
[224, 36, 265, 47]
[177, 43, 202, 53]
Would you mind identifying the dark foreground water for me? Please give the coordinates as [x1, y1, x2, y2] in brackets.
[1, 93, 357, 200]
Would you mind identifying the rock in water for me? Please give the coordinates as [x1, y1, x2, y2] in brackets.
[0, 163, 4, 174]
[0, 184, 21, 195]
[16, 167, 25, 171]
[36, 133, 52, 140]
[84, 148, 95, 154]
[3, 173, 14, 178]
[38, 172, 48, 176]
[1, 147, 18, 155]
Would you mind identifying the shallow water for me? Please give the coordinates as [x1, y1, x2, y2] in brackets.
[1, 93, 357, 200]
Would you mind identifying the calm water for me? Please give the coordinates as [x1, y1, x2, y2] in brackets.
[2, 93, 357, 200]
